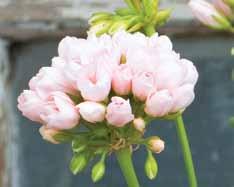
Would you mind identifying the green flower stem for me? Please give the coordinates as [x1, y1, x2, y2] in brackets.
[116, 147, 140, 187]
[175, 115, 198, 187]
[144, 25, 156, 36]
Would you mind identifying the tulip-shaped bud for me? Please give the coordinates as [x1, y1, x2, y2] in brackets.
[39, 126, 60, 144]
[133, 118, 146, 133]
[145, 150, 158, 180]
[91, 153, 106, 183]
[77, 101, 106, 123]
[189, 0, 231, 29]
[70, 154, 87, 175]
[148, 136, 165, 154]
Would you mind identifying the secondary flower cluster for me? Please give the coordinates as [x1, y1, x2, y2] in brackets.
[18, 31, 198, 140]
[189, 0, 234, 31]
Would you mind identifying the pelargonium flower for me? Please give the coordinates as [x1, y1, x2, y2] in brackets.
[17, 30, 199, 184]
[18, 30, 198, 128]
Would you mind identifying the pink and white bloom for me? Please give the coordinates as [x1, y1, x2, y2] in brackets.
[180, 59, 199, 85]
[39, 92, 79, 130]
[77, 63, 112, 102]
[132, 71, 156, 101]
[189, 0, 228, 28]
[171, 84, 195, 113]
[145, 90, 173, 117]
[17, 90, 47, 123]
[29, 66, 76, 99]
[39, 126, 60, 144]
[106, 97, 134, 127]
[77, 101, 106, 123]
[112, 64, 132, 95]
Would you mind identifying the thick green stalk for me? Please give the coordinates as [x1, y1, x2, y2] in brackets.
[144, 25, 156, 36]
[175, 115, 198, 187]
[116, 147, 140, 187]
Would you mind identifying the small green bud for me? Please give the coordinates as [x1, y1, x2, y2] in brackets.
[154, 9, 172, 26]
[91, 161, 106, 183]
[89, 12, 112, 25]
[127, 22, 144, 32]
[70, 154, 87, 175]
[224, 0, 234, 8]
[143, 0, 159, 18]
[229, 116, 234, 127]
[89, 20, 112, 36]
[108, 20, 130, 34]
[115, 8, 135, 16]
[145, 150, 158, 180]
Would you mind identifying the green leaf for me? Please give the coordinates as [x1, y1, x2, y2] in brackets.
[70, 154, 87, 175]
[145, 150, 158, 180]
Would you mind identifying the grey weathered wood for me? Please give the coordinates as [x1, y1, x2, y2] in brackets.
[0, 0, 216, 41]
[0, 39, 11, 187]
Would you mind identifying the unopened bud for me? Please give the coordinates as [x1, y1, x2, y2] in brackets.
[148, 136, 165, 154]
[89, 20, 112, 36]
[115, 8, 134, 16]
[39, 126, 60, 144]
[143, 0, 159, 18]
[145, 150, 158, 180]
[154, 9, 172, 26]
[108, 20, 130, 34]
[133, 118, 146, 133]
[70, 154, 87, 175]
[91, 160, 106, 183]
[224, 0, 234, 8]
[89, 12, 112, 25]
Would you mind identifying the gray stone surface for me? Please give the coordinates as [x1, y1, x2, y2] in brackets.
[11, 35, 234, 187]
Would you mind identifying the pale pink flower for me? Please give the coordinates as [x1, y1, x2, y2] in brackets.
[145, 90, 173, 117]
[29, 66, 76, 99]
[155, 62, 184, 90]
[39, 92, 80, 130]
[189, 0, 227, 28]
[132, 71, 156, 101]
[106, 97, 134, 127]
[112, 64, 132, 95]
[77, 101, 106, 123]
[17, 90, 46, 123]
[77, 63, 112, 102]
[171, 84, 195, 113]
[213, 0, 232, 17]
[180, 59, 199, 85]
[39, 126, 60, 144]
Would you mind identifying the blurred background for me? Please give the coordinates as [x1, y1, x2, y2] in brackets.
[0, 0, 234, 187]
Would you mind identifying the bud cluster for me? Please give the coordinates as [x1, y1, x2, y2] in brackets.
[89, 0, 172, 35]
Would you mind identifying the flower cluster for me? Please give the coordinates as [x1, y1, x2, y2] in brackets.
[17, 31, 198, 181]
[18, 31, 198, 133]
[189, 0, 234, 31]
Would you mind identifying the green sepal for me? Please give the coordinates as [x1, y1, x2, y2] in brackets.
[70, 153, 88, 175]
[53, 132, 74, 143]
[145, 150, 158, 180]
